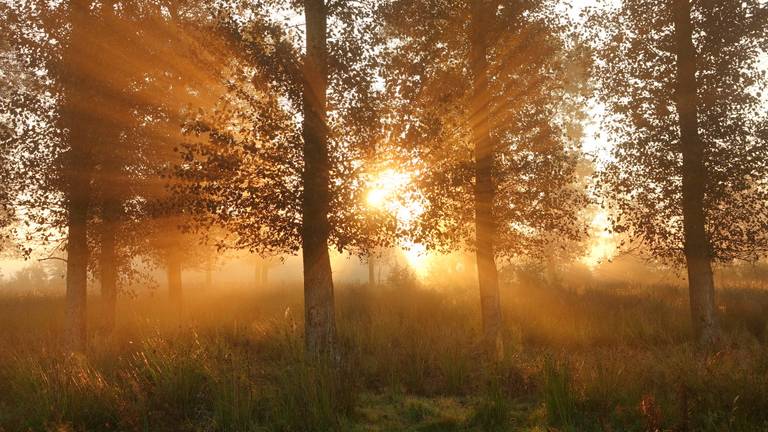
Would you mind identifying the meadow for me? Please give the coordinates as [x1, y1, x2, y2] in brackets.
[2, 273, 768, 432]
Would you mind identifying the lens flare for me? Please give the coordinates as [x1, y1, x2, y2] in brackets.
[366, 168, 433, 277]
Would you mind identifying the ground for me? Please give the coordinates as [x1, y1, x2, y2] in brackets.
[1, 279, 768, 431]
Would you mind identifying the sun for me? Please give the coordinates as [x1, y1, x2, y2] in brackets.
[402, 241, 430, 278]
[365, 168, 411, 211]
[365, 169, 433, 277]
[366, 188, 388, 208]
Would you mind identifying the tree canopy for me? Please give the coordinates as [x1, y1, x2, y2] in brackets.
[378, 0, 591, 260]
[593, 0, 768, 264]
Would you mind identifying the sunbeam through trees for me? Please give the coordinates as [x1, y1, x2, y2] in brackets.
[0, 0, 767, 430]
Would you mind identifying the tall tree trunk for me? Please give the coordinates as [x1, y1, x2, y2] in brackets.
[95, 1, 123, 335]
[100, 200, 119, 333]
[301, 0, 336, 358]
[167, 251, 182, 317]
[62, 0, 93, 352]
[673, 0, 719, 348]
[65, 163, 91, 351]
[98, 125, 121, 334]
[368, 254, 375, 287]
[469, 0, 504, 361]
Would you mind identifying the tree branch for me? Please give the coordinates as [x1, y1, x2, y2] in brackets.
[38, 257, 68, 263]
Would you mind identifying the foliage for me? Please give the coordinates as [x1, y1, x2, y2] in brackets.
[173, 0, 395, 259]
[377, 0, 591, 259]
[590, 0, 768, 264]
[0, 0, 67, 255]
[1, 0, 233, 287]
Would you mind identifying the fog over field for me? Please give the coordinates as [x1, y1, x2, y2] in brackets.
[1, 0, 767, 430]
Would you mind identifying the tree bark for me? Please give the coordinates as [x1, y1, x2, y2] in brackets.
[65, 166, 90, 352]
[99, 199, 119, 333]
[62, 0, 94, 352]
[673, 0, 719, 348]
[167, 251, 183, 317]
[301, 0, 336, 358]
[469, 0, 504, 361]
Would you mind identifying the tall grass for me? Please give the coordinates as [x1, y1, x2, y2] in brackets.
[543, 357, 577, 430]
[1, 281, 768, 430]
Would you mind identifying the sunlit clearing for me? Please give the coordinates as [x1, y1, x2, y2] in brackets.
[582, 211, 617, 269]
[402, 241, 430, 278]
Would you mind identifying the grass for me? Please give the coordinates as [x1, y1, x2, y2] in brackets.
[1, 279, 768, 431]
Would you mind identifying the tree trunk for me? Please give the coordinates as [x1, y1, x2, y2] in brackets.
[62, 1, 93, 352]
[368, 255, 375, 287]
[469, 0, 504, 361]
[301, 0, 336, 358]
[167, 251, 182, 317]
[673, 0, 719, 349]
[98, 124, 121, 334]
[65, 168, 90, 352]
[99, 200, 119, 333]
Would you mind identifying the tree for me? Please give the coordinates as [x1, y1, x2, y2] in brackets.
[378, 0, 589, 359]
[254, 256, 280, 288]
[1, 1, 85, 347]
[58, 0, 101, 351]
[175, 0, 388, 357]
[0, 18, 18, 250]
[592, 0, 768, 348]
[113, 1, 229, 321]
[300, 0, 335, 356]
[88, 1, 136, 334]
[468, 0, 503, 359]
[4, 0, 137, 348]
[1, 1, 66, 258]
[2, 0, 230, 341]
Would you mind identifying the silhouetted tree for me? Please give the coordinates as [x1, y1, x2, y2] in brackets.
[2, 0, 231, 341]
[175, 0, 388, 357]
[1, 1, 68, 257]
[592, 0, 768, 348]
[378, 0, 590, 359]
[120, 2, 228, 320]
[57, 0, 104, 351]
[0, 18, 18, 250]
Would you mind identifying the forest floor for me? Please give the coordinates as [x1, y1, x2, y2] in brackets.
[2, 278, 768, 431]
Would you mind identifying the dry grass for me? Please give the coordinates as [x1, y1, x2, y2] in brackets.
[1, 278, 768, 431]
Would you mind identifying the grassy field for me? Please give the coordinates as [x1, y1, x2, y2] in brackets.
[2, 278, 768, 431]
